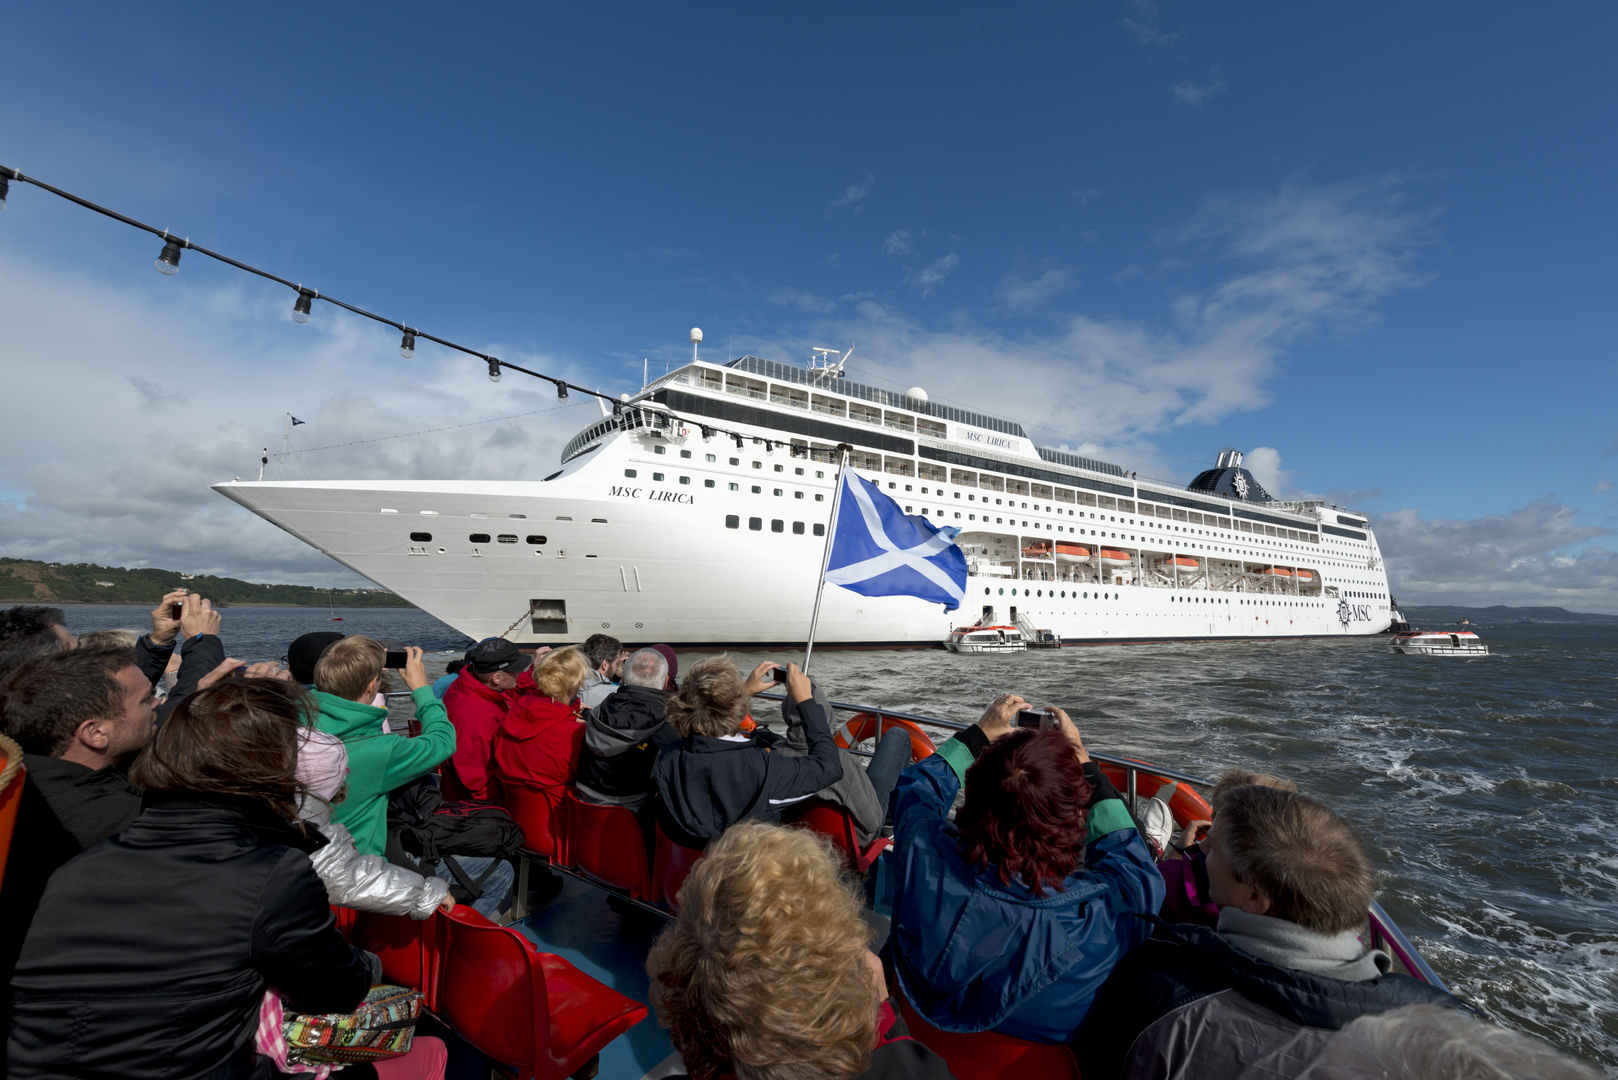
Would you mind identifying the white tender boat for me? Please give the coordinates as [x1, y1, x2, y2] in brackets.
[943, 624, 1027, 653]
[1390, 630, 1489, 656]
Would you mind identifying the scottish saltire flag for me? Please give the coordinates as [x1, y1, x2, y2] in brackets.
[825, 470, 968, 611]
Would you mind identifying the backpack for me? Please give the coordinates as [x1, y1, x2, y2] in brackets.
[384, 774, 525, 903]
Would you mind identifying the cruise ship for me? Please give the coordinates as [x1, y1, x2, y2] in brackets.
[214, 353, 1395, 646]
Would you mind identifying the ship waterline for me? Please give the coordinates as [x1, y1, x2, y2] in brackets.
[214, 355, 1394, 646]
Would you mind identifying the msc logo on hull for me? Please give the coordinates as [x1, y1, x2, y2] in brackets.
[1336, 599, 1373, 628]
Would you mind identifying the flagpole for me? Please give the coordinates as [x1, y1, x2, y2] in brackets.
[802, 443, 853, 674]
[278, 413, 290, 480]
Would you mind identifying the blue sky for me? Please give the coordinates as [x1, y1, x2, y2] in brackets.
[2, 3, 1616, 609]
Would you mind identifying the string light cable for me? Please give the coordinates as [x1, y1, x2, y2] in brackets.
[0, 162, 778, 453]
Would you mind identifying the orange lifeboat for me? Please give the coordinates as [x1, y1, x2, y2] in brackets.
[1165, 555, 1199, 569]
[1021, 542, 1052, 559]
[1295, 570, 1316, 583]
[1258, 567, 1293, 578]
[1099, 548, 1132, 565]
[1055, 543, 1091, 558]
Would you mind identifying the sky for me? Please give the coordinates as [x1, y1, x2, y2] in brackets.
[2, 2, 1616, 610]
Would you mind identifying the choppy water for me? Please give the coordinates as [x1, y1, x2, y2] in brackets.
[61, 605, 1618, 1066]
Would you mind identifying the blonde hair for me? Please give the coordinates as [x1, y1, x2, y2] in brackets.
[664, 655, 749, 738]
[647, 822, 878, 1080]
[532, 646, 592, 703]
[313, 636, 386, 702]
[76, 628, 141, 650]
[1210, 767, 1297, 811]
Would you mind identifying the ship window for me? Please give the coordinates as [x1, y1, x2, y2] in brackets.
[792, 521, 805, 535]
[749, 517, 763, 531]
[815, 494, 825, 502]
[497, 534, 518, 543]
[591, 518, 607, 523]
[774, 464, 784, 473]
[680, 449, 692, 458]
[653, 473, 664, 481]
[906, 485, 914, 492]
[771, 519, 784, 533]
[795, 467, 804, 475]
[774, 488, 783, 496]
[954, 492, 961, 499]
[813, 523, 825, 536]
[726, 515, 740, 529]
[730, 457, 740, 466]
[705, 479, 715, 488]
[420, 509, 438, 516]
[955, 512, 962, 519]
[624, 469, 637, 478]
[816, 471, 825, 478]
[730, 483, 739, 491]
[556, 515, 572, 520]
[794, 491, 804, 499]
[509, 513, 526, 519]
[753, 461, 763, 469]
[706, 454, 716, 462]
[751, 485, 761, 494]
[679, 476, 691, 485]
[410, 532, 432, 542]
[469, 533, 491, 543]
[654, 445, 666, 455]
[525, 535, 547, 545]
[905, 506, 913, 513]
[381, 508, 399, 514]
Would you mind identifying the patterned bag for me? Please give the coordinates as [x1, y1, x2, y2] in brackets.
[282, 984, 424, 1066]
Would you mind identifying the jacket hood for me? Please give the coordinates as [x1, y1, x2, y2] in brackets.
[449, 666, 512, 706]
[130, 791, 324, 854]
[296, 728, 349, 825]
[313, 689, 389, 739]
[585, 686, 668, 758]
[504, 695, 579, 742]
[1152, 919, 1462, 1028]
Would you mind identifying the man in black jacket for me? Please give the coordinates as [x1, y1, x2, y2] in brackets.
[0, 605, 75, 677]
[1076, 784, 1467, 1080]
[0, 646, 159, 1057]
[575, 647, 678, 810]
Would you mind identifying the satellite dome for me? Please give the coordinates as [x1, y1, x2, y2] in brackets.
[905, 386, 929, 403]
[690, 328, 703, 343]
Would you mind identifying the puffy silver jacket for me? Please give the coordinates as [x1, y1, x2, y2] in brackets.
[310, 822, 448, 919]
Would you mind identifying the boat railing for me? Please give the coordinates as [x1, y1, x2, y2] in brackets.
[1368, 900, 1449, 991]
[750, 692, 1216, 805]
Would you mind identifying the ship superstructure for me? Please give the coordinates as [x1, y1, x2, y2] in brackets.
[214, 354, 1394, 645]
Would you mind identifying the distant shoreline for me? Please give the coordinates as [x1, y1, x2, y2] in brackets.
[22, 600, 417, 610]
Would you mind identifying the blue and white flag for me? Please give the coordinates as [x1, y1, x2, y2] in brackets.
[824, 470, 968, 611]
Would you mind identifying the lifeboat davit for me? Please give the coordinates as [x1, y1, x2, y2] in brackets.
[1099, 548, 1132, 566]
[1165, 555, 1200, 569]
[1055, 543, 1091, 558]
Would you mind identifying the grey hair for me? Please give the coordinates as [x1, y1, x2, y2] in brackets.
[1318, 1004, 1601, 1080]
[77, 628, 142, 650]
[621, 647, 670, 690]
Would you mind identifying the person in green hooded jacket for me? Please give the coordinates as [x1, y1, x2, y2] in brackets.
[311, 637, 456, 856]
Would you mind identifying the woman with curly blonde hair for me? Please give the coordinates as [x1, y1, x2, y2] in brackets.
[492, 645, 589, 799]
[647, 822, 951, 1080]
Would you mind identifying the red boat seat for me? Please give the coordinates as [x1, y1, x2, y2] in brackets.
[436, 905, 647, 1080]
[350, 909, 438, 1009]
[783, 797, 891, 873]
[894, 994, 1081, 1080]
[651, 822, 705, 912]
[564, 790, 654, 900]
[0, 735, 24, 888]
[500, 778, 568, 862]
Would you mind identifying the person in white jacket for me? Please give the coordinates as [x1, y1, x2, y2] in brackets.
[296, 727, 453, 919]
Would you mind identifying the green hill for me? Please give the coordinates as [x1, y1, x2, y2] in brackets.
[1399, 603, 1618, 625]
[0, 558, 412, 608]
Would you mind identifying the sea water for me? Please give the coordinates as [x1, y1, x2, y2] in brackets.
[60, 604, 1618, 1065]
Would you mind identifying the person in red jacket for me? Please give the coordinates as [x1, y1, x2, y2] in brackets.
[442, 639, 529, 800]
[493, 645, 589, 801]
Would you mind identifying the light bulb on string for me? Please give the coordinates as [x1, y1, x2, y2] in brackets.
[556, 381, 569, 401]
[154, 238, 183, 276]
[399, 331, 416, 359]
[487, 358, 502, 383]
[0, 169, 12, 211]
[292, 290, 313, 323]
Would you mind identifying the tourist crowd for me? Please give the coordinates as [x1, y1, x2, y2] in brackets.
[0, 600, 1598, 1080]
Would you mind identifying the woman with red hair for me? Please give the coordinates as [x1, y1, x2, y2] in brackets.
[886, 694, 1163, 1045]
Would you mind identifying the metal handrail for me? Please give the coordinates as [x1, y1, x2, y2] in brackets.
[1368, 900, 1450, 992]
[749, 692, 1216, 790]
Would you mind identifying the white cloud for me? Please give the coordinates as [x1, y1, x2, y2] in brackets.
[1072, 189, 1101, 208]
[1170, 69, 1228, 109]
[881, 230, 915, 258]
[906, 253, 959, 297]
[766, 287, 837, 314]
[828, 170, 875, 214]
[994, 267, 1075, 310]
[1597, 479, 1614, 493]
[1119, 0, 1183, 47]
[1374, 498, 1616, 611]
[1241, 447, 1293, 499]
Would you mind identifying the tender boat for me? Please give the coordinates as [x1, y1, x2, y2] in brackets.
[1390, 629, 1489, 656]
[943, 624, 1027, 653]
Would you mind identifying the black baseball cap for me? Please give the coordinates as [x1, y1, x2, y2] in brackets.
[465, 638, 526, 675]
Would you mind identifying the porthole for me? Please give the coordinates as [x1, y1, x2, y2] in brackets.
[771, 519, 784, 533]
[792, 521, 805, 535]
[679, 476, 691, 485]
[654, 445, 666, 455]
[725, 515, 739, 529]
[469, 533, 491, 544]
[813, 523, 825, 536]
[653, 473, 665, 481]
[680, 449, 692, 459]
[497, 534, 518, 544]
[748, 517, 763, 531]
[624, 469, 637, 478]
[525, 535, 547, 545]
[704, 479, 715, 488]
[410, 532, 432, 542]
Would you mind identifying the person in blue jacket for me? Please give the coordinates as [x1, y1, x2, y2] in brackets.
[887, 693, 1164, 1044]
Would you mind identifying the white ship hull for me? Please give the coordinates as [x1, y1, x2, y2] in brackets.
[215, 358, 1395, 647]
